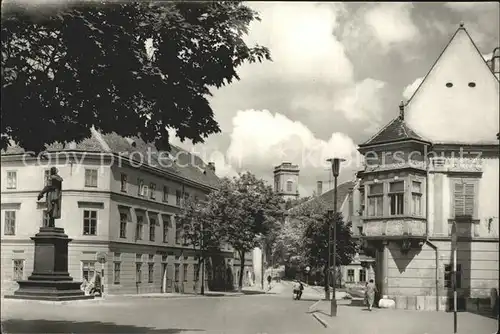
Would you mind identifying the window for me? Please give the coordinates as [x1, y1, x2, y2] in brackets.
[286, 180, 293, 192]
[13, 259, 24, 280]
[119, 212, 127, 238]
[113, 262, 121, 284]
[136, 262, 142, 283]
[175, 222, 182, 244]
[4, 211, 16, 235]
[84, 169, 98, 187]
[83, 210, 97, 235]
[138, 178, 144, 196]
[174, 263, 180, 281]
[367, 184, 383, 217]
[444, 264, 462, 289]
[150, 183, 156, 200]
[162, 186, 169, 202]
[453, 181, 475, 218]
[44, 169, 51, 186]
[194, 264, 199, 281]
[389, 181, 404, 215]
[183, 263, 188, 281]
[359, 187, 365, 216]
[6, 171, 17, 189]
[347, 269, 355, 283]
[412, 181, 422, 216]
[162, 217, 169, 243]
[176, 190, 182, 206]
[148, 263, 154, 283]
[359, 269, 366, 282]
[136, 215, 144, 240]
[120, 173, 127, 192]
[183, 192, 190, 206]
[149, 217, 156, 241]
[82, 261, 95, 281]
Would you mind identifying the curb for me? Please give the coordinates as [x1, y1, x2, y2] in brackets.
[311, 313, 329, 328]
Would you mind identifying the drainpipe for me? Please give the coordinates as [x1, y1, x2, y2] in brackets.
[425, 147, 440, 311]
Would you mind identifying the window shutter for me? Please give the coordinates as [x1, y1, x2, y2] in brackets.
[454, 182, 465, 216]
[464, 183, 475, 217]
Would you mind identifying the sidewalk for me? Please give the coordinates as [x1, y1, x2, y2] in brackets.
[309, 300, 498, 334]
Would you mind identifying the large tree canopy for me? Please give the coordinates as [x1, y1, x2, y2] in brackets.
[206, 172, 283, 290]
[1, 1, 270, 153]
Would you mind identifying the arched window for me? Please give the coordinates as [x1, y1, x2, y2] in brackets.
[286, 180, 293, 192]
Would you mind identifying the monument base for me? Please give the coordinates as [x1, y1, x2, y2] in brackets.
[4, 227, 94, 301]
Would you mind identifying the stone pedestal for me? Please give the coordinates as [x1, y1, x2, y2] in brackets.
[5, 227, 94, 301]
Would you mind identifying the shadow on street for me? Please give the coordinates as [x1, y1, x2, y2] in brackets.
[1, 319, 204, 334]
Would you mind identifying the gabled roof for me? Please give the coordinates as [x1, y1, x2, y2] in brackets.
[288, 180, 355, 214]
[359, 116, 428, 147]
[1, 129, 220, 189]
[406, 23, 498, 104]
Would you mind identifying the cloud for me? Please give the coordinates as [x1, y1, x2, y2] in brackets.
[364, 3, 420, 49]
[338, 3, 420, 58]
[240, 2, 353, 85]
[403, 77, 424, 100]
[444, 2, 498, 12]
[225, 110, 362, 194]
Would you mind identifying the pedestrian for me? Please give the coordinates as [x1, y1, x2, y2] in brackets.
[267, 275, 272, 291]
[365, 279, 377, 311]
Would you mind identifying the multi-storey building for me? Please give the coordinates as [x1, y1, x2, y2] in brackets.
[1, 129, 253, 295]
[354, 23, 499, 311]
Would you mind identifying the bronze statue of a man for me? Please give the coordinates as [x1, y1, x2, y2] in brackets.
[37, 167, 63, 227]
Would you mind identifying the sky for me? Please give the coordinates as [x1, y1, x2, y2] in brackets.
[169, 1, 500, 197]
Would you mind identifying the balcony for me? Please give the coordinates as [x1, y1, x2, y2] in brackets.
[363, 218, 426, 238]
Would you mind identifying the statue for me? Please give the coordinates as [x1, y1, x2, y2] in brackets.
[37, 167, 63, 227]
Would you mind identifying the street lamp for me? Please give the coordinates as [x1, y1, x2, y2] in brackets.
[327, 157, 345, 317]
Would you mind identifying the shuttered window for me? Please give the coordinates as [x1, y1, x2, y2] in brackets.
[453, 181, 475, 217]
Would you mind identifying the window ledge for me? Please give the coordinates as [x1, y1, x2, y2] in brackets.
[363, 216, 426, 221]
[448, 218, 479, 224]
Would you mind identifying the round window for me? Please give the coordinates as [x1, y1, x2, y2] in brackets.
[468, 82, 476, 88]
[446, 82, 453, 88]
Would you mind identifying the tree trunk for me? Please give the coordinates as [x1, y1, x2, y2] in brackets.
[238, 250, 245, 292]
[196, 256, 203, 295]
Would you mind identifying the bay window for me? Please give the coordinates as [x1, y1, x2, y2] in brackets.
[411, 181, 422, 216]
[367, 184, 383, 217]
[389, 181, 404, 215]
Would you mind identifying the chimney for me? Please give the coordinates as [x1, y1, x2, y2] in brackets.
[399, 100, 405, 120]
[207, 162, 215, 173]
[316, 181, 323, 196]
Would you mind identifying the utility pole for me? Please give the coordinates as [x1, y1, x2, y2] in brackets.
[201, 221, 205, 295]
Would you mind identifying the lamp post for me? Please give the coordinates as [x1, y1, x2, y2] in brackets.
[327, 157, 345, 317]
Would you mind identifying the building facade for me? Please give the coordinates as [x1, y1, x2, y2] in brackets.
[354, 24, 499, 311]
[274, 162, 299, 201]
[1, 130, 252, 295]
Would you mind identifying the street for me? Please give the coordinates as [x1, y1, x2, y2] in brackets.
[1, 282, 329, 334]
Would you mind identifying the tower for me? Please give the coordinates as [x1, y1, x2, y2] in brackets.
[273, 162, 299, 201]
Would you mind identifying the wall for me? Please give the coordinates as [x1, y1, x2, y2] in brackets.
[405, 29, 499, 143]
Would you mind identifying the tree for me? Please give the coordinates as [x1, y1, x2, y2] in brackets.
[176, 196, 221, 294]
[289, 197, 358, 285]
[207, 172, 283, 291]
[1, 2, 270, 153]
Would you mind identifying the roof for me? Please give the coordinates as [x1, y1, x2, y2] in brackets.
[1, 129, 220, 189]
[359, 115, 427, 147]
[288, 180, 355, 213]
[407, 24, 498, 104]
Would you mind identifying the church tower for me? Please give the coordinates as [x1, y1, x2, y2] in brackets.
[273, 162, 299, 201]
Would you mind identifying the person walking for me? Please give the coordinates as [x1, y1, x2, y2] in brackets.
[365, 279, 377, 311]
[267, 275, 272, 291]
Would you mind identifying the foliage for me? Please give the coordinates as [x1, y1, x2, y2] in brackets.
[1, 1, 270, 153]
[284, 196, 310, 210]
[206, 172, 284, 290]
[288, 197, 358, 273]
